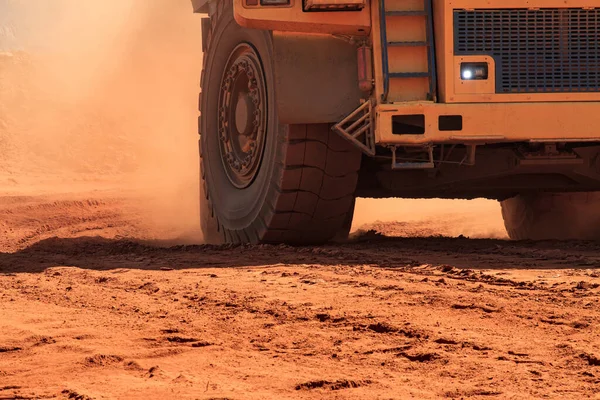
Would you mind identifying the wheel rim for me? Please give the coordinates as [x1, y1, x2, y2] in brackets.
[218, 43, 267, 189]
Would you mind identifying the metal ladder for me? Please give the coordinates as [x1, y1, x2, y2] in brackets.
[379, 0, 437, 103]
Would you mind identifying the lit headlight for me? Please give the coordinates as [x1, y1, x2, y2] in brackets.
[460, 62, 488, 80]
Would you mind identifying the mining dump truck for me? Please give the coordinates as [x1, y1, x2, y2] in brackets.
[192, 0, 600, 244]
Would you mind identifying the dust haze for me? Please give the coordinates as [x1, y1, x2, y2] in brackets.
[1, 0, 203, 241]
[0, 0, 505, 243]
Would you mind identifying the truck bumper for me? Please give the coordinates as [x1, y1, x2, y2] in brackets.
[376, 102, 600, 145]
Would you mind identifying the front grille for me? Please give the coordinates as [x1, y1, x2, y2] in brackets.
[454, 8, 600, 93]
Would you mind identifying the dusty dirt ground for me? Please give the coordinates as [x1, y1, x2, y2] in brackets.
[2, 2, 600, 399]
[1, 192, 600, 400]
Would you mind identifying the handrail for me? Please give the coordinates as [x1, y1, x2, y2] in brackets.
[379, 0, 390, 103]
[380, 0, 438, 103]
[424, 0, 438, 101]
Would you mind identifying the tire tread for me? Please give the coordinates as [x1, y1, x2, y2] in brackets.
[199, 1, 360, 244]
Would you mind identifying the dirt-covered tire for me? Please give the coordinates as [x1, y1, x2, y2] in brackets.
[199, 2, 361, 245]
[501, 192, 600, 240]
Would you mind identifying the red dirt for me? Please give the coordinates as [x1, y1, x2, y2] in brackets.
[1, 192, 600, 399]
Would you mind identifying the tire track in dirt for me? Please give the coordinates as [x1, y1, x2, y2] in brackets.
[0, 192, 170, 253]
[1, 258, 599, 398]
[1, 193, 600, 398]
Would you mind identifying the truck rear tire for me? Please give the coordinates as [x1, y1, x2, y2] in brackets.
[501, 193, 600, 240]
[199, 1, 361, 244]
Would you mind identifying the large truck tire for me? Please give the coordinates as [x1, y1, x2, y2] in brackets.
[199, 1, 361, 244]
[500, 193, 600, 240]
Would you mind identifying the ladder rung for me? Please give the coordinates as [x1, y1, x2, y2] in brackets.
[385, 10, 427, 16]
[389, 72, 430, 79]
[388, 41, 428, 47]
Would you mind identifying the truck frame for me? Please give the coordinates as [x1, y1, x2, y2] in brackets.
[192, 0, 600, 243]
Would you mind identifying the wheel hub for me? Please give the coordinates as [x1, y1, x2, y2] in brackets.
[218, 43, 267, 189]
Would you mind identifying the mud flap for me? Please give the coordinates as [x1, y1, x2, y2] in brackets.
[272, 32, 361, 124]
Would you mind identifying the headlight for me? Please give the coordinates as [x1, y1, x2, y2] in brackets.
[460, 62, 488, 80]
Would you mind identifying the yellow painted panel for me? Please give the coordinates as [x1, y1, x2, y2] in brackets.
[385, 16, 426, 43]
[375, 102, 600, 145]
[388, 47, 428, 74]
[385, 0, 424, 12]
[234, 0, 370, 35]
[388, 78, 429, 102]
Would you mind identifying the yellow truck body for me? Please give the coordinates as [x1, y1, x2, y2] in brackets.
[192, 0, 600, 243]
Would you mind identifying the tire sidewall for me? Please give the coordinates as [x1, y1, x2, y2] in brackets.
[200, 8, 278, 234]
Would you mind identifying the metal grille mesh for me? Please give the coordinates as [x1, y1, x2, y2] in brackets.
[454, 8, 600, 93]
